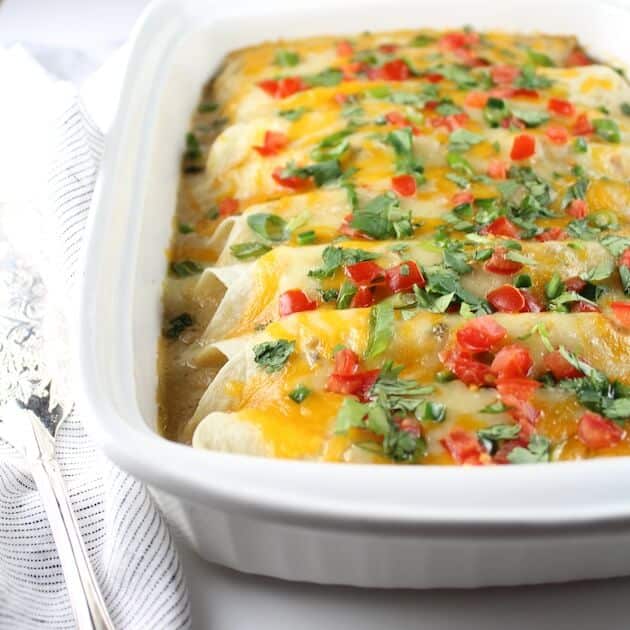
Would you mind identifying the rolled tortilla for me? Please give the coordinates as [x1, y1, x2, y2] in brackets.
[187, 309, 630, 461]
[209, 31, 584, 119]
[196, 238, 622, 345]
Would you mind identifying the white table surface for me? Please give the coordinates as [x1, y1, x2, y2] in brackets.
[4, 1, 630, 628]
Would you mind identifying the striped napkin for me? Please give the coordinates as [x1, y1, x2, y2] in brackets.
[0, 47, 191, 630]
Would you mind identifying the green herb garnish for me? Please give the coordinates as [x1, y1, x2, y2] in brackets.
[253, 339, 295, 373]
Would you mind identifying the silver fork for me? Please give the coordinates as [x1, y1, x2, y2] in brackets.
[1, 386, 116, 630]
[0, 224, 115, 629]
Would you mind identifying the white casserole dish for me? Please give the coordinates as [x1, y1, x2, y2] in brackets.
[78, 0, 630, 588]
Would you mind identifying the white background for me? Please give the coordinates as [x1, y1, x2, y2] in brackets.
[3, 1, 630, 628]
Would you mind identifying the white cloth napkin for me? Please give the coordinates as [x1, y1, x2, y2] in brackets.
[0, 47, 191, 629]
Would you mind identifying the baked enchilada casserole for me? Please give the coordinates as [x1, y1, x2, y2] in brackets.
[159, 27, 630, 465]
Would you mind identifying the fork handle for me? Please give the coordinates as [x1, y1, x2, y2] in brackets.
[29, 418, 116, 630]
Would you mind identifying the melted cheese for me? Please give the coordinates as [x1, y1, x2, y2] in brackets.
[161, 26, 630, 466]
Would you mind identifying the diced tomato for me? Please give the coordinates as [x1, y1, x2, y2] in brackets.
[326, 370, 380, 401]
[344, 261, 384, 286]
[424, 73, 444, 83]
[578, 412, 623, 449]
[391, 174, 417, 197]
[451, 191, 474, 206]
[334, 93, 350, 105]
[439, 31, 480, 50]
[334, 348, 360, 375]
[397, 417, 422, 438]
[491, 344, 533, 379]
[491, 65, 520, 85]
[441, 429, 486, 465]
[487, 284, 526, 313]
[543, 350, 583, 380]
[534, 227, 568, 242]
[278, 289, 317, 317]
[384, 111, 405, 126]
[545, 125, 569, 145]
[514, 88, 540, 99]
[440, 347, 494, 387]
[520, 289, 545, 313]
[218, 197, 239, 216]
[379, 43, 399, 54]
[431, 112, 469, 131]
[379, 59, 410, 81]
[548, 98, 575, 117]
[570, 301, 600, 313]
[484, 247, 523, 275]
[564, 276, 586, 293]
[272, 167, 310, 190]
[351, 286, 375, 308]
[508, 400, 540, 431]
[336, 40, 354, 57]
[567, 199, 588, 219]
[488, 86, 515, 99]
[384, 261, 425, 293]
[341, 61, 366, 80]
[482, 216, 521, 238]
[487, 159, 507, 180]
[496, 377, 540, 402]
[258, 76, 306, 99]
[610, 301, 630, 328]
[619, 248, 630, 268]
[464, 91, 489, 108]
[454, 47, 487, 68]
[258, 79, 280, 97]
[455, 316, 507, 353]
[573, 113, 594, 136]
[254, 130, 289, 156]
[510, 133, 536, 160]
[566, 48, 593, 67]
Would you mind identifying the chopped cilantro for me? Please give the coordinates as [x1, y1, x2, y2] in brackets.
[170, 260, 203, 277]
[573, 137, 588, 153]
[511, 108, 550, 128]
[289, 384, 311, 403]
[526, 48, 554, 67]
[365, 299, 394, 358]
[448, 128, 483, 152]
[515, 65, 553, 89]
[164, 313, 193, 339]
[274, 50, 300, 67]
[336, 280, 358, 309]
[308, 245, 378, 279]
[247, 213, 288, 242]
[601, 235, 630, 257]
[350, 193, 413, 240]
[593, 118, 621, 143]
[562, 176, 589, 209]
[198, 102, 218, 113]
[230, 242, 272, 260]
[479, 402, 512, 415]
[253, 339, 295, 373]
[483, 97, 509, 127]
[177, 222, 195, 234]
[507, 435, 550, 464]
[304, 68, 344, 87]
[278, 107, 309, 121]
[297, 230, 316, 245]
[184, 132, 202, 160]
